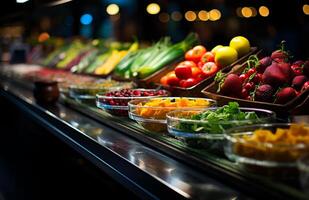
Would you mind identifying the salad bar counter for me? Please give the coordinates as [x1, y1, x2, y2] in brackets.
[0, 36, 309, 200]
[0, 63, 308, 200]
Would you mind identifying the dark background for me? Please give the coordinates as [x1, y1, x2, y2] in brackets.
[0, 0, 308, 59]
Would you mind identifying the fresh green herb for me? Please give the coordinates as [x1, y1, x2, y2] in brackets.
[177, 102, 260, 134]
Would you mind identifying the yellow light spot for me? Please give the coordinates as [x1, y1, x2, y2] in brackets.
[171, 11, 182, 21]
[241, 7, 252, 18]
[146, 3, 160, 15]
[303, 4, 309, 15]
[159, 13, 169, 23]
[38, 32, 50, 42]
[198, 10, 209, 21]
[259, 6, 269, 17]
[185, 11, 196, 21]
[106, 4, 119, 15]
[250, 7, 257, 17]
[209, 9, 221, 21]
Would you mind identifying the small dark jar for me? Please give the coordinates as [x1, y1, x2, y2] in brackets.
[33, 80, 59, 104]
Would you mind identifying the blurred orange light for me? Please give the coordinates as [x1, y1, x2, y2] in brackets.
[303, 4, 309, 15]
[209, 9, 221, 21]
[171, 11, 182, 21]
[38, 32, 50, 42]
[185, 11, 196, 21]
[250, 7, 257, 17]
[259, 6, 269, 17]
[241, 7, 252, 18]
[198, 10, 209, 21]
[159, 13, 169, 23]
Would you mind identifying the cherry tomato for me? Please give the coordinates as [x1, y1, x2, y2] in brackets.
[244, 82, 254, 91]
[185, 45, 207, 63]
[246, 68, 256, 76]
[166, 72, 180, 86]
[241, 88, 249, 99]
[239, 73, 248, 83]
[175, 61, 195, 79]
[191, 67, 203, 78]
[179, 78, 197, 88]
[201, 62, 219, 77]
[253, 73, 263, 83]
[160, 75, 169, 85]
[201, 52, 215, 63]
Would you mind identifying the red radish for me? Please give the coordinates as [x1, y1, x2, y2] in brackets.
[301, 81, 309, 92]
[292, 75, 308, 91]
[262, 62, 292, 87]
[220, 74, 242, 97]
[303, 61, 309, 77]
[255, 84, 275, 102]
[271, 50, 289, 63]
[275, 87, 297, 104]
[257, 57, 272, 72]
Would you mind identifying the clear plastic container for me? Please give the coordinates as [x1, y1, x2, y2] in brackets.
[96, 89, 169, 116]
[167, 107, 275, 150]
[224, 123, 309, 177]
[69, 80, 134, 100]
[128, 97, 216, 133]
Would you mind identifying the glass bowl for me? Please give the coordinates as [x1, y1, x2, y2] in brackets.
[167, 107, 275, 150]
[128, 97, 216, 133]
[298, 154, 309, 194]
[96, 89, 170, 116]
[224, 123, 309, 177]
[69, 80, 134, 100]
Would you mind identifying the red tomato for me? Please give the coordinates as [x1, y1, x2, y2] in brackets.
[201, 62, 218, 77]
[197, 61, 204, 68]
[174, 61, 195, 79]
[191, 67, 203, 78]
[201, 52, 215, 63]
[166, 73, 180, 86]
[179, 78, 197, 88]
[185, 45, 207, 63]
[160, 75, 169, 85]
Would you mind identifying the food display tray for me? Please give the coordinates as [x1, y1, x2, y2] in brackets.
[201, 60, 309, 115]
[143, 47, 258, 97]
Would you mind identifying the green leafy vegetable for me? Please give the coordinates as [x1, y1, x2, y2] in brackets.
[177, 102, 260, 134]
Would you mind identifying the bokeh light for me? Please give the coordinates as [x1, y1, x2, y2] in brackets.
[146, 3, 160, 15]
[106, 4, 120, 15]
[185, 11, 196, 21]
[80, 14, 93, 25]
[259, 6, 270, 17]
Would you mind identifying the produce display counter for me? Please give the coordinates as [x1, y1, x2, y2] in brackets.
[0, 67, 308, 200]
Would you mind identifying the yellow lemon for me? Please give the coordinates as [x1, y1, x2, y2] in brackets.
[214, 46, 238, 67]
[211, 45, 223, 54]
[229, 36, 250, 56]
